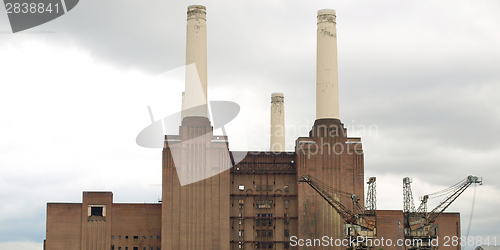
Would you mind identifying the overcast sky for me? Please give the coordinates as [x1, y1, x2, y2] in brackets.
[1, 0, 499, 249]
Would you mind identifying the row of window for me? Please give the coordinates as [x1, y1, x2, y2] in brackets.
[111, 236, 160, 240]
[236, 213, 290, 225]
[237, 242, 291, 249]
[238, 185, 289, 192]
[256, 218, 273, 227]
[256, 230, 273, 237]
[111, 247, 159, 250]
[235, 200, 290, 209]
[237, 213, 290, 218]
[236, 228, 290, 237]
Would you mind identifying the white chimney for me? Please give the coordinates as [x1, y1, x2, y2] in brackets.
[316, 9, 339, 119]
[181, 91, 185, 120]
[270, 93, 285, 152]
[183, 5, 208, 118]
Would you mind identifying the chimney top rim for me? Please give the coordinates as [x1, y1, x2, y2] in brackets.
[187, 5, 206, 12]
[318, 9, 336, 15]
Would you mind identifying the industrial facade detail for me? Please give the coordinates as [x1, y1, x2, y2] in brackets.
[44, 5, 462, 250]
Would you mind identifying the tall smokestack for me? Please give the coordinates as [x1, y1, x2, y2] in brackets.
[316, 9, 339, 119]
[184, 5, 208, 118]
[270, 93, 285, 152]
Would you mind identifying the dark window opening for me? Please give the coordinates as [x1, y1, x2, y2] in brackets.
[90, 206, 103, 217]
[256, 214, 273, 227]
[256, 242, 274, 249]
[255, 200, 273, 209]
[133, 236, 138, 239]
[256, 230, 273, 237]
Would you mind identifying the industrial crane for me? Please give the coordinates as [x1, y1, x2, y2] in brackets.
[365, 177, 377, 213]
[403, 175, 482, 250]
[298, 175, 377, 248]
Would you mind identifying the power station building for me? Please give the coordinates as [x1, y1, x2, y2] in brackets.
[44, 5, 461, 250]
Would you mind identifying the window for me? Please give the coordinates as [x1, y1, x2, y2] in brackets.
[256, 214, 273, 227]
[143, 236, 147, 239]
[133, 236, 138, 239]
[284, 214, 289, 225]
[284, 200, 290, 209]
[238, 242, 244, 248]
[125, 236, 129, 239]
[125, 248, 128, 250]
[90, 206, 103, 217]
[111, 246, 115, 250]
[256, 242, 274, 248]
[133, 247, 138, 250]
[157, 236, 160, 240]
[284, 230, 289, 237]
[239, 217, 244, 225]
[256, 200, 273, 209]
[119, 236, 122, 239]
[238, 199, 244, 209]
[111, 235, 115, 239]
[239, 230, 244, 237]
[284, 242, 290, 249]
[284, 185, 289, 192]
[257, 230, 273, 237]
[118, 247, 121, 250]
[239, 185, 244, 191]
